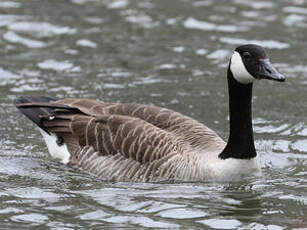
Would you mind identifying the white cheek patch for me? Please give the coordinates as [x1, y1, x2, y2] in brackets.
[230, 51, 255, 84]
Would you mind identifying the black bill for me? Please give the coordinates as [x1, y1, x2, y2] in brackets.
[258, 59, 285, 82]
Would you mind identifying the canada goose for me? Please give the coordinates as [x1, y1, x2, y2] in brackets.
[14, 44, 285, 182]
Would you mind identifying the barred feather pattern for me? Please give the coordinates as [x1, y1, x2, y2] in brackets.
[38, 99, 226, 182]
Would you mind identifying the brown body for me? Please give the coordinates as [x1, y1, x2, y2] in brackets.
[34, 98, 226, 182]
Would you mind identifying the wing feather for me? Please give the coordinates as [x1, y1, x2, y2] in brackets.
[42, 109, 180, 165]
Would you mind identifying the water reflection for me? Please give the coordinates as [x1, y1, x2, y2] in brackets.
[76, 39, 97, 48]
[8, 22, 76, 37]
[0, 1, 21, 8]
[37, 59, 76, 72]
[220, 37, 290, 49]
[184, 17, 247, 32]
[3, 31, 46, 48]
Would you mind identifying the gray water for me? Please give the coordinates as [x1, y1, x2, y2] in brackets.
[0, 0, 306, 229]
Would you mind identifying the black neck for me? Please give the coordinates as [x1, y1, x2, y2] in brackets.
[219, 66, 257, 159]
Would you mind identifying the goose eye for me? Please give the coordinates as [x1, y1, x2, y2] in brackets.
[243, 52, 251, 59]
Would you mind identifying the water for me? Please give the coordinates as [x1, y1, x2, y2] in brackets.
[0, 0, 306, 228]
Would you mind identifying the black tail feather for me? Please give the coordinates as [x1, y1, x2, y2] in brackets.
[14, 96, 56, 134]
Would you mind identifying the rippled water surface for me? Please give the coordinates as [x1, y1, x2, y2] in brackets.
[0, 0, 306, 229]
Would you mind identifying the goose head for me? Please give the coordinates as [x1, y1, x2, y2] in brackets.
[219, 44, 285, 160]
[230, 44, 285, 84]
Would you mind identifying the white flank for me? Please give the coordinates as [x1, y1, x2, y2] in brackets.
[208, 156, 261, 181]
[39, 129, 71, 164]
[230, 51, 254, 84]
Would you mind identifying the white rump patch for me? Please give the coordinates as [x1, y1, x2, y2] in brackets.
[39, 129, 71, 164]
[230, 51, 254, 84]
